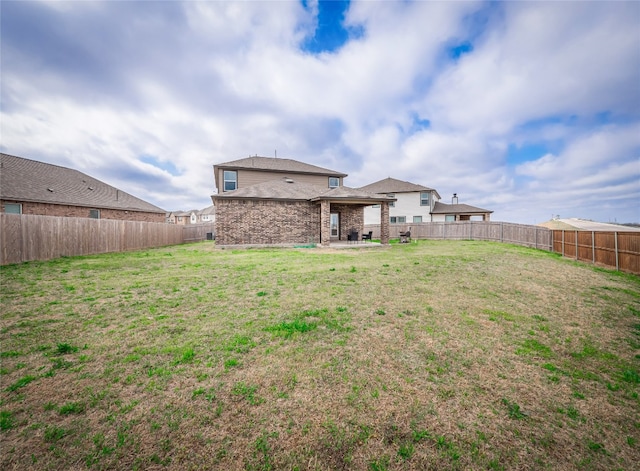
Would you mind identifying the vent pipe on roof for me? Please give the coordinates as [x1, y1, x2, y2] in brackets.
[452, 193, 458, 204]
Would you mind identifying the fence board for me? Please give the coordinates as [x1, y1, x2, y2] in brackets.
[0, 214, 188, 265]
[364, 221, 553, 250]
[551, 230, 640, 275]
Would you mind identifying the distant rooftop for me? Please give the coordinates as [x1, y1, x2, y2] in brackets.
[358, 177, 440, 198]
[431, 201, 493, 214]
[538, 218, 640, 232]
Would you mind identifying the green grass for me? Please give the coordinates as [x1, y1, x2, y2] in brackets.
[1, 240, 639, 469]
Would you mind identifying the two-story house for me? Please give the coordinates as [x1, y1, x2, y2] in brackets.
[211, 156, 395, 246]
[360, 177, 492, 225]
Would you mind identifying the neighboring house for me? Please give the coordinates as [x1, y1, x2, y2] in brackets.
[360, 177, 493, 224]
[167, 206, 216, 224]
[198, 205, 216, 223]
[538, 218, 640, 232]
[0, 153, 166, 222]
[431, 194, 493, 222]
[170, 210, 198, 225]
[211, 157, 394, 246]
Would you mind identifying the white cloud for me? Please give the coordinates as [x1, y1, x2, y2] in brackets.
[1, 0, 638, 223]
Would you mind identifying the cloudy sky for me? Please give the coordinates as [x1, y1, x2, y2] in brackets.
[2, 0, 639, 224]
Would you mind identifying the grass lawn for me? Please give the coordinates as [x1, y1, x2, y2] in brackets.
[1, 240, 639, 470]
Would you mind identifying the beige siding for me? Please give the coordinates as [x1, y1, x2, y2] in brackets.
[217, 168, 340, 192]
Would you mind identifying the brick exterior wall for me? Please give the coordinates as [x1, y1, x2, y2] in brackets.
[381, 202, 390, 244]
[215, 199, 322, 245]
[330, 204, 364, 241]
[1, 200, 165, 223]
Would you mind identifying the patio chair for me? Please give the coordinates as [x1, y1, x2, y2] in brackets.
[399, 228, 411, 243]
[347, 230, 359, 244]
[362, 231, 373, 243]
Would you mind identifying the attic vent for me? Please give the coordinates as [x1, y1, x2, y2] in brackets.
[284, 178, 294, 183]
[47, 188, 54, 192]
[88, 187, 94, 191]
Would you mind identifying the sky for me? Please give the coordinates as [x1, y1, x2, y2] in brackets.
[1, 0, 639, 224]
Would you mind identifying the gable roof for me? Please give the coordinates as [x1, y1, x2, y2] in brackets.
[358, 177, 441, 198]
[199, 205, 216, 216]
[215, 156, 347, 176]
[1, 153, 165, 213]
[212, 177, 394, 204]
[431, 201, 493, 214]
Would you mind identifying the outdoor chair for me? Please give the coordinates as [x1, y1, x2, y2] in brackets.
[399, 229, 411, 243]
[362, 231, 373, 243]
[347, 230, 359, 244]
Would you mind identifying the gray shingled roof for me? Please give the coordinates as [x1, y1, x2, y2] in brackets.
[212, 177, 394, 204]
[1, 153, 166, 213]
[199, 205, 216, 216]
[358, 177, 441, 198]
[431, 201, 493, 214]
[214, 156, 347, 177]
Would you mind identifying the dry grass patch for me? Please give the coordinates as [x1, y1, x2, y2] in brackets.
[1, 241, 638, 470]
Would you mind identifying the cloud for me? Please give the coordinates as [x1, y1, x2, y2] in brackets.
[1, 0, 638, 223]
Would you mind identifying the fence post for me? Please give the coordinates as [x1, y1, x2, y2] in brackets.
[469, 222, 472, 240]
[562, 231, 565, 257]
[575, 230, 578, 260]
[615, 232, 619, 271]
[591, 231, 595, 264]
[534, 227, 537, 249]
[500, 222, 503, 243]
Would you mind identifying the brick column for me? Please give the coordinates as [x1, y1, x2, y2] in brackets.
[380, 202, 390, 245]
[320, 200, 330, 247]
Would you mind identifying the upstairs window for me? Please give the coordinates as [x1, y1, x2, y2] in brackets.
[4, 203, 22, 214]
[413, 216, 422, 223]
[89, 209, 100, 219]
[420, 192, 430, 206]
[388, 194, 395, 207]
[328, 177, 339, 188]
[390, 216, 406, 224]
[223, 170, 237, 191]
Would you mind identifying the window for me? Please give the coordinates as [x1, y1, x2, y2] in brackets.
[328, 177, 339, 188]
[371, 204, 380, 208]
[388, 194, 395, 207]
[223, 170, 237, 191]
[445, 215, 455, 222]
[4, 203, 22, 214]
[390, 216, 406, 224]
[420, 192, 430, 206]
[413, 216, 422, 223]
[89, 209, 100, 219]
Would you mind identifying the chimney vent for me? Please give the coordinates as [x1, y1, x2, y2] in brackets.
[452, 193, 458, 204]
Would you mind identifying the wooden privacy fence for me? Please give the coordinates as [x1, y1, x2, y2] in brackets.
[364, 221, 553, 250]
[0, 214, 214, 265]
[553, 230, 640, 275]
[183, 223, 215, 242]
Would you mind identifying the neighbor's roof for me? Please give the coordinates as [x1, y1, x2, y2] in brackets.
[358, 177, 441, 198]
[0, 153, 166, 213]
[431, 201, 493, 214]
[538, 218, 640, 232]
[214, 156, 347, 177]
[212, 177, 395, 204]
[199, 205, 216, 216]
